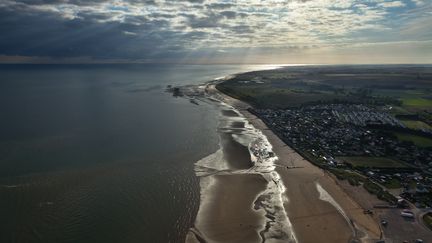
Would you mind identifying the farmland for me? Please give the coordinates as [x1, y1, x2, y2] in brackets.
[402, 98, 432, 109]
[394, 132, 432, 147]
[424, 213, 432, 231]
[217, 65, 432, 109]
[338, 156, 410, 169]
[401, 120, 432, 131]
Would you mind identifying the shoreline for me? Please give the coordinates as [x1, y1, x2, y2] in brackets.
[205, 81, 382, 242]
[187, 98, 297, 243]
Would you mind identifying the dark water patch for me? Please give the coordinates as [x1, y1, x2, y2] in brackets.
[221, 109, 239, 117]
[0, 159, 201, 243]
[220, 133, 252, 170]
[126, 85, 162, 93]
[110, 81, 135, 88]
[231, 121, 245, 128]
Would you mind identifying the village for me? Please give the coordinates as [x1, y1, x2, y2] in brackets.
[252, 104, 432, 208]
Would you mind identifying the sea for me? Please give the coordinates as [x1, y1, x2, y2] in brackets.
[0, 64, 278, 243]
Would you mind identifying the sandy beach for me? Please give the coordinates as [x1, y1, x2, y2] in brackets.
[187, 113, 269, 243]
[188, 174, 267, 243]
[187, 91, 297, 243]
[205, 83, 382, 243]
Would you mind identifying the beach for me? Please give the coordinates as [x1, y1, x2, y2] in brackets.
[188, 83, 383, 243]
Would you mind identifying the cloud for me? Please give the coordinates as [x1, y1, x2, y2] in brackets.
[378, 1, 406, 8]
[0, 0, 430, 63]
[411, 0, 425, 6]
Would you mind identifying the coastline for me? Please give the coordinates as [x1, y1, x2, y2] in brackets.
[204, 81, 382, 243]
[186, 97, 297, 243]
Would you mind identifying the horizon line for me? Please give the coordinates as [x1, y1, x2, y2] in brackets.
[0, 62, 432, 66]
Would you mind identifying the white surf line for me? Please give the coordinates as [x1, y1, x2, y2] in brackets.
[1, 183, 29, 188]
[216, 90, 298, 243]
[315, 183, 356, 236]
[250, 131, 297, 243]
[220, 103, 298, 243]
[1, 185, 20, 188]
[188, 82, 298, 243]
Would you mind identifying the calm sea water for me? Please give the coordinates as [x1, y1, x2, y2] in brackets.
[0, 64, 271, 243]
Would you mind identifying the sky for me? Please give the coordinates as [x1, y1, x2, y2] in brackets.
[0, 0, 431, 64]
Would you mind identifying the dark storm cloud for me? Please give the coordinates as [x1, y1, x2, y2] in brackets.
[206, 3, 235, 9]
[0, 0, 430, 63]
[220, 10, 237, 19]
[12, 0, 106, 6]
[186, 14, 223, 28]
[183, 10, 247, 29]
[0, 0, 240, 61]
[13, 0, 157, 5]
[230, 25, 254, 34]
[166, 0, 205, 3]
[0, 3, 182, 60]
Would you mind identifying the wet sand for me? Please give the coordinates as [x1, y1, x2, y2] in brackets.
[188, 99, 298, 242]
[187, 104, 269, 243]
[209, 83, 382, 243]
[190, 174, 267, 243]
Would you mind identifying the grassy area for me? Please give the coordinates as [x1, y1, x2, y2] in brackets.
[402, 98, 432, 108]
[338, 156, 409, 169]
[401, 120, 432, 131]
[216, 83, 337, 108]
[423, 213, 432, 231]
[328, 168, 365, 186]
[389, 106, 412, 116]
[383, 178, 402, 189]
[394, 132, 432, 147]
[218, 66, 432, 110]
[374, 89, 427, 98]
[363, 181, 397, 203]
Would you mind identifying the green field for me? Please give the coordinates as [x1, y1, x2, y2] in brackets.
[374, 89, 428, 100]
[383, 178, 402, 189]
[423, 213, 432, 231]
[394, 132, 432, 147]
[389, 106, 412, 116]
[216, 84, 337, 108]
[217, 66, 432, 109]
[401, 120, 432, 131]
[338, 156, 410, 168]
[402, 98, 432, 108]
[328, 168, 365, 186]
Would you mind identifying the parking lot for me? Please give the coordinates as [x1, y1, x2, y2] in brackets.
[378, 208, 432, 243]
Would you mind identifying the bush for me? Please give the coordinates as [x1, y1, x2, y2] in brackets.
[329, 168, 364, 186]
[363, 181, 397, 204]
